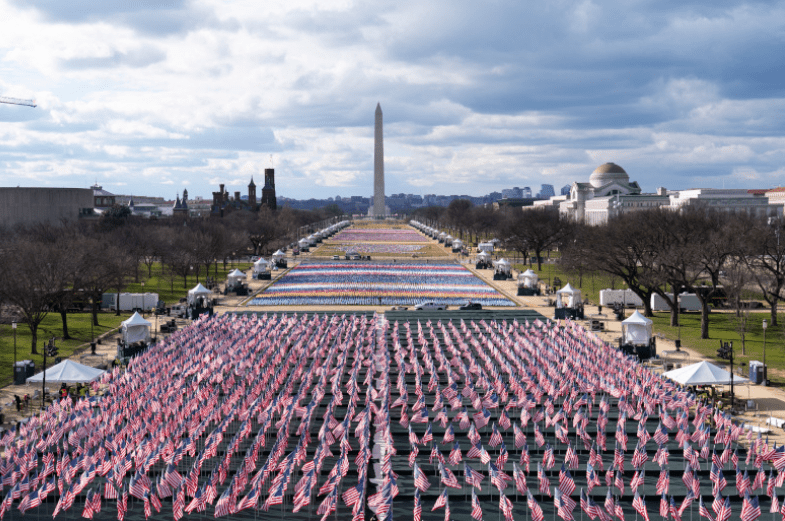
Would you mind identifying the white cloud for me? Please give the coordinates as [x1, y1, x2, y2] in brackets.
[0, 0, 783, 199]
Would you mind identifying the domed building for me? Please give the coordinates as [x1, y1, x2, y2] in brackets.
[531, 162, 784, 224]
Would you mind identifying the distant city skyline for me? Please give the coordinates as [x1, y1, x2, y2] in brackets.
[2, 1, 784, 199]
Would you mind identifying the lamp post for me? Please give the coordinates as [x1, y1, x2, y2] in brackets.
[762, 319, 768, 386]
[12, 322, 17, 368]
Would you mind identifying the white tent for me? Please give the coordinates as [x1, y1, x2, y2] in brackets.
[477, 251, 491, 262]
[121, 311, 152, 344]
[621, 310, 653, 345]
[272, 249, 286, 260]
[663, 360, 749, 386]
[27, 360, 106, 384]
[556, 283, 581, 308]
[227, 269, 246, 286]
[253, 258, 270, 275]
[518, 269, 539, 289]
[493, 258, 511, 276]
[187, 283, 212, 305]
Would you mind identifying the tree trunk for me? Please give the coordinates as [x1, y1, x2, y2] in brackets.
[92, 302, 100, 327]
[30, 325, 39, 355]
[535, 249, 543, 271]
[771, 300, 778, 326]
[669, 284, 680, 327]
[60, 309, 71, 340]
[700, 301, 710, 339]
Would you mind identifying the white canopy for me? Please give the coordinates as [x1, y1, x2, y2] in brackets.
[622, 310, 653, 345]
[227, 269, 246, 285]
[519, 268, 539, 288]
[27, 360, 106, 384]
[272, 249, 285, 259]
[121, 311, 152, 344]
[494, 258, 512, 275]
[298, 239, 310, 247]
[187, 283, 212, 305]
[663, 360, 749, 386]
[253, 257, 270, 274]
[555, 283, 581, 308]
[477, 251, 491, 260]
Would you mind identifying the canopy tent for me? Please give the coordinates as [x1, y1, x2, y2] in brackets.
[227, 269, 247, 286]
[121, 311, 152, 344]
[27, 360, 106, 384]
[493, 258, 511, 273]
[663, 360, 749, 386]
[272, 249, 286, 260]
[518, 268, 539, 289]
[477, 251, 491, 261]
[187, 283, 212, 305]
[252, 257, 270, 274]
[621, 310, 653, 345]
[555, 283, 581, 308]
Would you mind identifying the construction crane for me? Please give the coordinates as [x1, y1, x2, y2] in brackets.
[0, 96, 36, 107]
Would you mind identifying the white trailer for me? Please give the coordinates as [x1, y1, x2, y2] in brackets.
[599, 289, 644, 307]
[651, 293, 702, 312]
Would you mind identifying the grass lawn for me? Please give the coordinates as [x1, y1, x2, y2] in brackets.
[649, 311, 785, 385]
[0, 312, 129, 385]
[124, 262, 253, 305]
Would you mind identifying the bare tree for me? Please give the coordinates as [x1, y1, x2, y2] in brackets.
[741, 216, 785, 326]
[501, 208, 571, 271]
[723, 264, 752, 355]
[0, 238, 71, 354]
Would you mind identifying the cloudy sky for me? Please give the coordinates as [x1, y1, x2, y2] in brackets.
[1, 0, 784, 201]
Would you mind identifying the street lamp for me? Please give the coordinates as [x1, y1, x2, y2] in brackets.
[12, 322, 16, 368]
[762, 319, 768, 386]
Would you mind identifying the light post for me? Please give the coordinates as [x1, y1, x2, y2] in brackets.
[762, 319, 768, 386]
[12, 322, 17, 368]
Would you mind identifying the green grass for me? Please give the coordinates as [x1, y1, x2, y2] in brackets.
[649, 311, 785, 384]
[0, 313, 129, 385]
[125, 261, 253, 305]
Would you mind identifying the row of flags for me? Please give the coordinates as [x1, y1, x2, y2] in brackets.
[0, 311, 770, 521]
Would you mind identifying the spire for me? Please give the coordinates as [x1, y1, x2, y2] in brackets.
[249, 176, 256, 188]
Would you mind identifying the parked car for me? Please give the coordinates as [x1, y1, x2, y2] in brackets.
[389, 306, 408, 311]
[459, 302, 482, 310]
[415, 302, 447, 310]
[332, 255, 341, 260]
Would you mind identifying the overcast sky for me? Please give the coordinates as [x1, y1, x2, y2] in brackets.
[1, 0, 784, 201]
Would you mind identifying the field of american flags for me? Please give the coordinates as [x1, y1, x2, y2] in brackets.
[249, 261, 516, 307]
[0, 309, 775, 521]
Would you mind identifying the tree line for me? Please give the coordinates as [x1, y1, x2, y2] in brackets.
[414, 200, 785, 341]
[0, 204, 340, 353]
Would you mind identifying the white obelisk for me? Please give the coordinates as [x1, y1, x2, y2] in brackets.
[373, 103, 385, 217]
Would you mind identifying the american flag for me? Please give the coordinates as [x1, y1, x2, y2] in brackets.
[413, 488, 422, 521]
[632, 490, 650, 521]
[741, 492, 761, 521]
[528, 490, 545, 521]
[465, 462, 484, 490]
[699, 495, 716, 521]
[471, 487, 483, 520]
[559, 464, 576, 495]
[413, 462, 430, 491]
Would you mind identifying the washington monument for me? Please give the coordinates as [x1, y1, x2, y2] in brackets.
[373, 103, 385, 217]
